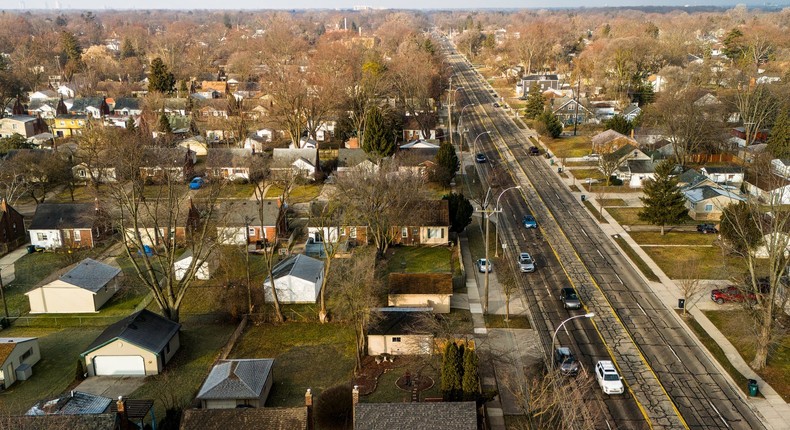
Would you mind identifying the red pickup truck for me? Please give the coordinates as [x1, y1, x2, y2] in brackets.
[711, 286, 756, 305]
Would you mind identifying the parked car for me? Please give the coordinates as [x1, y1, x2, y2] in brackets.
[492, 102, 500, 108]
[711, 286, 756, 305]
[559, 287, 581, 309]
[529, 146, 540, 156]
[554, 347, 581, 376]
[475, 153, 487, 163]
[477, 258, 493, 273]
[189, 177, 205, 190]
[595, 361, 625, 395]
[697, 224, 718, 234]
[518, 252, 536, 273]
[522, 215, 537, 229]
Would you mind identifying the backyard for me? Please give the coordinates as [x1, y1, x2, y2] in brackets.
[385, 246, 454, 274]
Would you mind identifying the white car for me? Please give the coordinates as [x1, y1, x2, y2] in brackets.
[477, 258, 493, 273]
[518, 252, 535, 273]
[595, 361, 625, 395]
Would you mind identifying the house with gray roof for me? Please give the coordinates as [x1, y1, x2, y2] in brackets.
[180, 407, 308, 430]
[367, 307, 434, 356]
[271, 148, 318, 181]
[81, 309, 181, 377]
[682, 185, 745, 221]
[25, 258, 121, 314]
[354, 401, 477, 430]
[205, 148, 254, 182]
[615, 159, 660, 188]
[264, 254, 324, 304]
[700, 166, 744, 186]
[28, 203, 103, 249]
[196, 359, 275, 409]
[215, 199, 286, 246]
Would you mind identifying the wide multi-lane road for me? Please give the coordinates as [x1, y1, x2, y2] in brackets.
[443, 43, 764, 430]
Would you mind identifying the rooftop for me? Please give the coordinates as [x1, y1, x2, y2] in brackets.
[354, 401, 477, 430]
[197, 359, 274, 400]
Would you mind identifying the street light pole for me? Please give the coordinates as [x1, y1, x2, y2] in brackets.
[0, 269, 9, 326]
[471, 131, 490, 157]
[494, 185, 522, 257]
[550, 312, 595, 370]
[480, 185, 521, 314]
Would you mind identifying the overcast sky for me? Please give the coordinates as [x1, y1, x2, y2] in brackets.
[18, 0, 767, 10]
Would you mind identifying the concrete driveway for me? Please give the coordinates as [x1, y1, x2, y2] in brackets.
[75, 376, 147, 399]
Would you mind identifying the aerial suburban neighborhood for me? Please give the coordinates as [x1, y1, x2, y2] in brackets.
[0, 4, 789, 430]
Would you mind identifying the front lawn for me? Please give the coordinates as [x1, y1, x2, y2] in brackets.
[570, 168, 606, 180]
[199, 182, 255, 199]
[49, 185, 99, 203]
[230, 322, 356, 407]
[629, 231, 718, 246]
[542, 135, 591, 158]
[704, 310, 790, 401]
[612, 235, 660, 282]
[606, 207, 650, 225]
[266, 184, 323, 204]
[0, 327, 104, 415]
[600, 198, 627, 207]
[386, 246, 454, 274]
[131, 323, 236, 420]
[642, 246, 744, 280]
[484, 314, 531, 329]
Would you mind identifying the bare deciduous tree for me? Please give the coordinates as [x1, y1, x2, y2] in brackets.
[675, 260, 705, 317]
[308, 199, 348, 323]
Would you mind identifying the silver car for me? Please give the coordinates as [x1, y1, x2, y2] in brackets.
[518, 252, 535, 273]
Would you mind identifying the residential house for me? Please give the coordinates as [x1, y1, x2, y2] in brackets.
[28, 90, 58, 101]
[744, 172, 790, 205]
[771, 159, 790, 179]
[400, 139, 440, 150]
[264, 254, 324, 304]
[27, 390, 112, 416]
[354, 401, 477, 430]
[197, 105, 229, 121]
[367, 308, 434, 356]
[402, 116, 437, 141]
[179, 408, 309, 430]
[81, 309, 181, 376]
[682, 185, 745, 221]
[313, 120, 336, 142]
[388, 273, 453, 313]
[112, 98, 142, 116]
[0, 338, 41, 389]
[754, 232, 790, 259]
[740, 143, 768, 164]
[290, 136, 318, 149]
[51, 114, 88, 137]
[337, 148, 377, 178]
[732, 127, 769, 144]
[392, 200, 450, 246]
[215, 199, 285, 246]
[177, 136, 208, 157]
[700, 166, 744, 187]
[676, 168, 717, 189]
[395, 148, 438, 178]
[6, 415, 118, 429]
[0, 199, 26, 253]
[616, 159, 660, 188]
[591, 101, 617, 122]
[196, 359, 274, 409]
[552, 97, 594, 125]
[0, 115, 47, 139]
[139, 147, 197, 182]
[69, 97, 108, 117]
[244, 130, 274, 153]
[622, 104, 642, 121]
[26, 258, 121, 314]
[174, 250, 216, 281]
[123, 199, 200, 248]
[591, 129, 638, 153]
[517, 74, 560, 97]
[26, 99, 58, 119]
[648, 74, 667, 92]
[271, 148, 318, 181]
[205, 148, 254, 182]
[72, 149, 118, 184]
[29, 203, 102, 249]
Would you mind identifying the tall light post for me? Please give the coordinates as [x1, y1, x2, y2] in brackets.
[550, 312, 595, 370]
[447, 86, 462, 146]
[458, 103, 475, 148]
[480, 185, 521, 314]
[494, 186, 521, 257]
[471, 131, 490, 157]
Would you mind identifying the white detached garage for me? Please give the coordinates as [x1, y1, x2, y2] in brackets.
[81, 309, 181, 377]
[264, 254, 324, 304]
[26, 258, 121, 314]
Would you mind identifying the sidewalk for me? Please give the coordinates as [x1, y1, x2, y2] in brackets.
[458, 234, 543, 429]
[551, 157, 790, 430]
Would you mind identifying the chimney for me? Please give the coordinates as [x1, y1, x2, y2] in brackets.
[352, 385, 359, 429]
[305, 388, 313, 430]
[630, 129, 634, 139]
[94, 197, 100, 212]
[117, 396, 129, 430]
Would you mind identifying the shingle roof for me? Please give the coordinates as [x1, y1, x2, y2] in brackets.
[214, 199, 280, 227]
[112, 98, 141, 111]
[197, 359, 274, 400]
[29, 203, 96, 230]
[592, 129, 631, 148]
[59, 258, 121, 293]
[140, 147, 193, 167]
[28, 391, 113, 415]
[388, 273, 453, 295]
[603, 143, 638, 163]
[702, 166, 743, 174]
[8, 414, 117, 430]
[338, 148, 370, 168]
[267, 254, 323, 283]
[406, 200, 450, 226]
[179, 407, 308, 430]
[627, 159, 657, 174]
[0, 338, 36, 365]
[82, 309, 181, 356]
[367, 308, 433, 336]
[272, 148, 317, 167]
[683, 185, 745, 204]
[205, 148, 253, 168]
[354, 401, 477, 430]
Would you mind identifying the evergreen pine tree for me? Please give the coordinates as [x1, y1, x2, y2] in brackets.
[461, 348, 479, 401]
[523, 83, 545, 119]
[120, 38, 136, 59]
[443, 192, 473, 233]
[638, 160, 687, 235]
[432, 142, 460, 186]
[362, 105, 395, 158]
[767, 106, 790, 159]
[604, 114, 633, 135]
[148, 57, 176, 94]
[538, 110, 562, 138]
[125, 117, 136, 132]
[158, 111, 172, 134]
[441, 343, 461, 400]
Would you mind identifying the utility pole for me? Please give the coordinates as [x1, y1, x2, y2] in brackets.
[0, 269, 9, 327]
[573, 74, 581, 136]
[448, 74, 453, 147]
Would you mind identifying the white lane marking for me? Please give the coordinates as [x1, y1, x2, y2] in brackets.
[668, 344, 681, 362]
[606, 420, 612, 430]
[615, 273, 623, 284]
[708, 400, 731, 429]
[583, 229, 590, 238]
[636, 303, 647, 316]
[596, 249, 604, 259]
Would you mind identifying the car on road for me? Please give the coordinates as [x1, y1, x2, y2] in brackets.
[528, 146, 540, 156]
[522, 215, 537, 229]
[595, 361, 624, 395]
[711, 286, 756, 305]
[492, 102, 500, 108]
[189, 177, 205, 190]
[518, 252, 536, 273]
[554, 347, 581, 376]
[559, 287, 581, 309]
[477, 258, 493, 273]
[475, 153, 487, 163]
[697, 223, 718, 234]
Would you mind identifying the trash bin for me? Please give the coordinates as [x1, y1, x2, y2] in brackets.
[678, 299, 686, 309]
[557, 167, 563, 173]
[550, 159, 554, 165]
[748, 379, 759, 397]
[581, 195, 586, 202]
[26, 245, 36, 254]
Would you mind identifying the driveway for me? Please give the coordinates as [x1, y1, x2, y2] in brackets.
[75, 376, 147, 399]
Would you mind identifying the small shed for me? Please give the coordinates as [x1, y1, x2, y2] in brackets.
[264, 254, 324, 304]
[25, 258, 121, 314]
[0, 337, 41, 389]
[196, 359, 275, 409]
[174, 250, 215, 281]
[367, 308, 434, 356]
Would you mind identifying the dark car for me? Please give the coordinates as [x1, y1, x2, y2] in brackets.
[492, 102, 500, 108]
[560, 287, 582, 310]
[554, 347, 581, 376]
[697, 224, 718, 234]
[522, 215, 537, 229]
[475, 153, 487, 163]
[711, 286, 756, 304]
[529, 146, 540, 156]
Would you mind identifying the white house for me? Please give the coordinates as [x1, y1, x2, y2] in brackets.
[700, 166, 744, 186]
[264, 254, 324, 304]
[399, 139, 440, 150]
[616, 159, 659, 188]
[367, 308, 434, 356]
[174, 250, 215, 281]
[271, 148, 318, 180]
[0, 337, 41, 389]
[290, 136, 318, 149]
[755, 233, 790, 259]
[771, 159, 790, 179]
[26, 258, 121, 314]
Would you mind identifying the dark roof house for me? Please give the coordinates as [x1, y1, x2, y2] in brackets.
[354, 401, 477, 430]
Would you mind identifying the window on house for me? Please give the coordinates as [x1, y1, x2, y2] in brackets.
[74, 230, 81, 242]
[427, 228, 443, 239]
[401, 227, 408, 238]
[20, 348, 32, 361]
[78, 169, 86, 177]
[349, 227, 357, 239]
[392, 337, 401, 343]
[37, 233, 47, 241]
[704, 204, 713, 212]
[59, 121, 65, 126]
[248, 227, 256, 236]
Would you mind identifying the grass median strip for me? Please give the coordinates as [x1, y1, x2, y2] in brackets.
[583, 200, 608, 223]
[612, 235, 660, 282]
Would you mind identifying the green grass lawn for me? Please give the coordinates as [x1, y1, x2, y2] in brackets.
[230, 322, 356, 407]
[606, 207, 650, 225]
[642, 246, 744, 280]
[49, 185, 99, 203]
[629, 232, 717, 246]
[583, 200, 608, 223]
[600, 198, 627, 207]
[466, 217, 498, 265]
[363, 356, 441, 403]
[704, 310, 790, 401]
[201, 182, 255, 199]
[612, 236, 660, 282]
[3, 253, 75, 316]
[570, 168, 606, 181]
[484, 314, 531, 329]
[266, 184, 322, 204]
[543, 135, 592, 158]
[0, 327, 104, 415]
[130, 323, 236, 420]
[386, 246, 454, 274]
